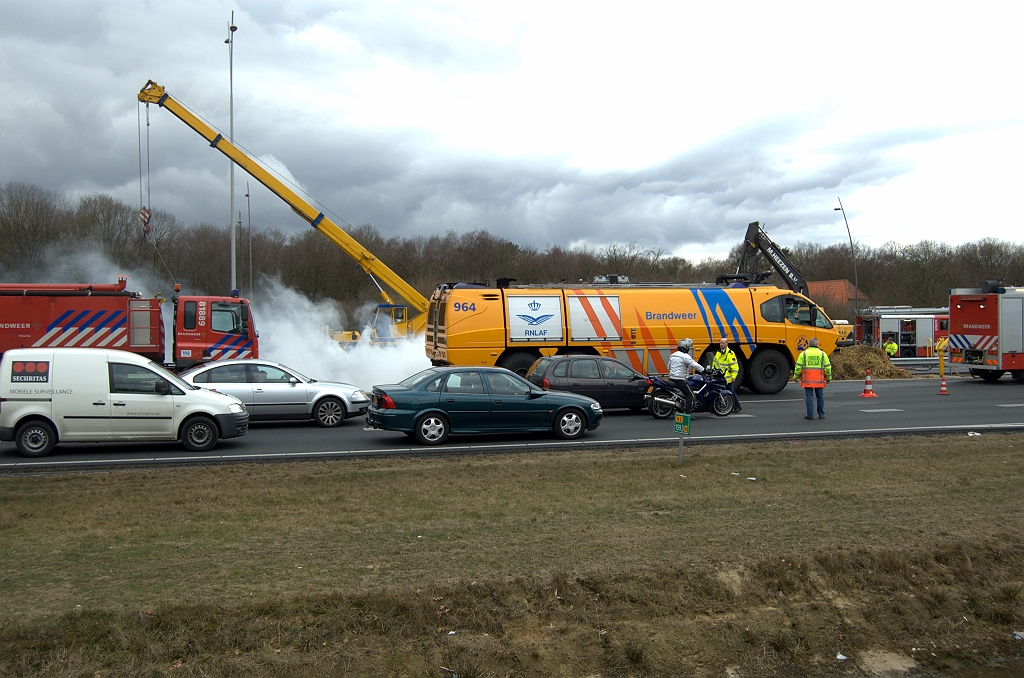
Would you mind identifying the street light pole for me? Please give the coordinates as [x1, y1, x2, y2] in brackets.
[834, 199, 859, 337]
[226, 12, 238, 292]
[245, 181, 253, 299]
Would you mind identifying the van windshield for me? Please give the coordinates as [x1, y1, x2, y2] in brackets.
[148, 361, 198, 391]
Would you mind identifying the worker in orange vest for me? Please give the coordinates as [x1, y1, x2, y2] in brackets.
[794, 338, 832, 420]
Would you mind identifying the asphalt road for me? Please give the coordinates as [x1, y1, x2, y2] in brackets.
[2, 376, 1021, 470]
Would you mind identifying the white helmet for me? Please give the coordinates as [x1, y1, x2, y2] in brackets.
[677, 338, 692, 351]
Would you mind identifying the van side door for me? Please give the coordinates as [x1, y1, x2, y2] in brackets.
[108, 362, 175, 439]
[51, 352, 110, 441]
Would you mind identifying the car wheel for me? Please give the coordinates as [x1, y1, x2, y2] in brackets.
[181, 416, 219, 452]
[313, 397, 346, 427]
[554, 407, 586, 440]
[647, 390, 675, 419]
[747, 350, 789, 394]
[15, 420, 57, 458]
[712, 392, 734, 416]
[414, 413, 449, 445]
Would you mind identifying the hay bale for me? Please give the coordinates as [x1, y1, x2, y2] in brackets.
[829, 345, 913, 380]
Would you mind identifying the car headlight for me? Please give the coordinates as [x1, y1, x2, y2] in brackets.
[590, 402, 602, 411]
[351, 389, 370, 402]
[228, 402, 245, 414]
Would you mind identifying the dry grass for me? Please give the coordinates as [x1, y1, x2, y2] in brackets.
[1, 433, 1022, 677]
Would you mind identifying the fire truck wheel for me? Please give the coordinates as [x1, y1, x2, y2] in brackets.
[496, 351, 539, 377]
[554, 408, 585, 440]
[972, 369, 1005, 383]
[313, 397, 346, 427]
[15, 420, 56, 458]
[747, 350, 789, 394]
[414, 413, 449, 445]
[181, 416, 219, 452]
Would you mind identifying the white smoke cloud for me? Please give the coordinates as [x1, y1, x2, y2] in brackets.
[251, 278, 431, 390]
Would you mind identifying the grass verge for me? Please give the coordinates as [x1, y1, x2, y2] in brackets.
[1, 433, 1022, 676]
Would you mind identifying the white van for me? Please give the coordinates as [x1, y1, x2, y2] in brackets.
[0, 348, 249, 457]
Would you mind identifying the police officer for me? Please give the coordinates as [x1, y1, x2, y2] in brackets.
[883, 336, 898, 358]
[668, 338, 703, 413]
[794, 337, 832, 420]
[712, 337, 742, 412]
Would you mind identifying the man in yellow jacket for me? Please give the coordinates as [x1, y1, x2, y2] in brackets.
[883, 336, 898, 358]
[794, 338, 832, 420]
[711, 337, 742, 412]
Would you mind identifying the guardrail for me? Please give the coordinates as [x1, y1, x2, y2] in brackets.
[890, 357, 940, 367]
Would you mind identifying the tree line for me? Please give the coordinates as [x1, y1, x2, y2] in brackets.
[2, 181, 1022, 326]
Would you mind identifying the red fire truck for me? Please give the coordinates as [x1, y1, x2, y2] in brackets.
[949, 282, 1024, 382]
[0, 277, 258, 370]
[854, 306, 949, 356]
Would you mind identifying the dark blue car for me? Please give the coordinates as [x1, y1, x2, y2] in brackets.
[367, 366, 603, 445]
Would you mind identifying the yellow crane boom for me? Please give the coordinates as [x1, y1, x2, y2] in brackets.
[138, 79, 428, 336]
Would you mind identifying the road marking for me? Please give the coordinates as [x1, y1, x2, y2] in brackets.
[996, 404, 1024, 408]
[728, 414, 755, 418]
[859, 408, 905, 412]
[750, 398, 802, 403]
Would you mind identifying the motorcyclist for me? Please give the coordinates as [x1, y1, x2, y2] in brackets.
[668, 338, 703, 413]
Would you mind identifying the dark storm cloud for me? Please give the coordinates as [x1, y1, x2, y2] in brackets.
[1, 1, 988, 261]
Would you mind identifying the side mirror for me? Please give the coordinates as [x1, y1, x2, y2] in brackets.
[809, 306, 818, 324]
[528, 390, 545, 399]
[289, 377, 299, 385]
[154, 379, 169, 396]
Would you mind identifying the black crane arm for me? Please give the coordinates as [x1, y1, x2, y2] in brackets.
[716, 221, 808, 295]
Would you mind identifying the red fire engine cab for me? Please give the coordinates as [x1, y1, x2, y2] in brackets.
[949, 282, 1024, 382]
[0, 277, 258, 370]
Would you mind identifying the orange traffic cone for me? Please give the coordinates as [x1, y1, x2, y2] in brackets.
[938, 375, 949, 395]
[860, 369, 879, 398]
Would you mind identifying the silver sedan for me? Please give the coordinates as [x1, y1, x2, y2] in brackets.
[180, 359, 369, 427]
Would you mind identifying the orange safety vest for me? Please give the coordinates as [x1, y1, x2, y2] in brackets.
[796, 347, 831, 388]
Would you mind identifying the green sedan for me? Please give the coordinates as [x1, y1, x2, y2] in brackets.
[367, 366, 603, 445]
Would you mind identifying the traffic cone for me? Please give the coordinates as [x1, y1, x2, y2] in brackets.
[860, 369, 879, 398]
[938, 374, 949, 395]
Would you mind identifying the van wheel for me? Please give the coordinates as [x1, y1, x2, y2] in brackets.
[313, 397, 346, 427]
[181, 416, 219, 452]
[15, 420, 56, 457]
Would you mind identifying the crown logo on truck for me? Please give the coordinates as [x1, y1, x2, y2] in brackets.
[528, 300, 541, 311]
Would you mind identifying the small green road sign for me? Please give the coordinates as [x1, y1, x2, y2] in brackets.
[674, 411, 691, 435]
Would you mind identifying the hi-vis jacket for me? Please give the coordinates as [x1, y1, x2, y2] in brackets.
[711, 347, 739, 383]
[794, 346, 832, 388]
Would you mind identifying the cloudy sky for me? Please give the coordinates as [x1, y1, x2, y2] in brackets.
[2, 1, 1021, 261]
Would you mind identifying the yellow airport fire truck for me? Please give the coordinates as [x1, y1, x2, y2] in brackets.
[425, 280, 840, 394]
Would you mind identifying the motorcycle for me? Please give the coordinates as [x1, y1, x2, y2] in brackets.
[644, 368, 735, 418]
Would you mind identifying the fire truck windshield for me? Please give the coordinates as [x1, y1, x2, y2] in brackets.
[211, 304, 244, 334]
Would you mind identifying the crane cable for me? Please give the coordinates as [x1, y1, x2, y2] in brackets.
[137, 101, 177, 287]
